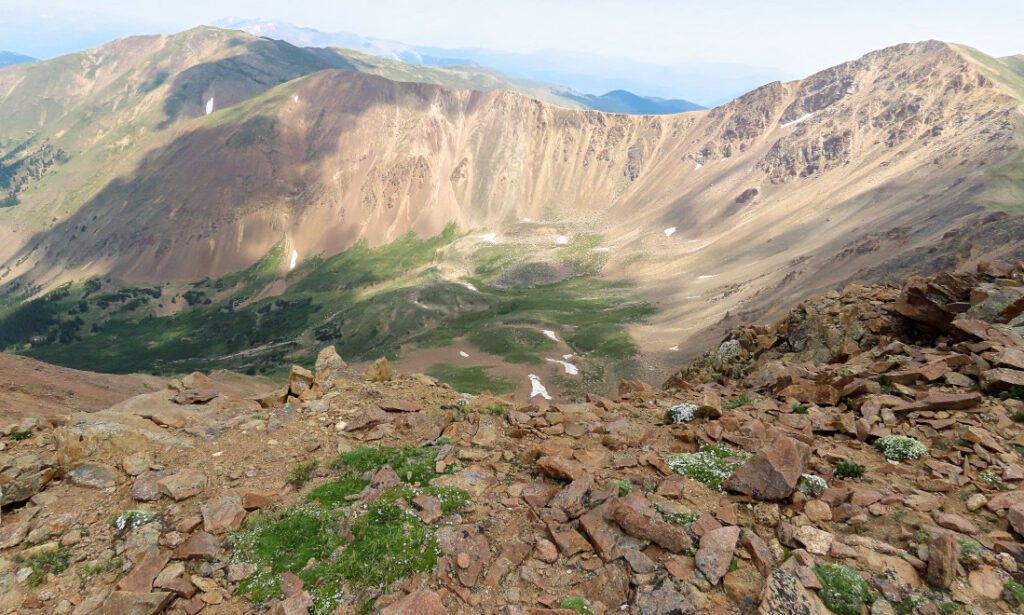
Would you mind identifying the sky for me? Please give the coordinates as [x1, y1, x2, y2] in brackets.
[3, 0, 1023, 76]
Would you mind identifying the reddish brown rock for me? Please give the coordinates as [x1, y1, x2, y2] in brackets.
[100, 591, 173, 615]
[549, 473, 594, 518]
[933, 511, 978, 535]
[696, 525, 740, 585]
[982, 368, 1024, 392]
[741, 533, 777, 577]
[173, 532, 219, 560]
[156, 469, 208, 501]
[0, 522, 29, 549]
[610, 493, 692, 553]
[535, 456, 584, 481]
[379, 591, 447, 615]
[116, 551, 171, 593]
[201, 494, 247, 534]
[926, 532, 961, 589]
[723, 436, 809, 501]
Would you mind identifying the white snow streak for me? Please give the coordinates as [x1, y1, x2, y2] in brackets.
[663, 227, 677, 237]
[479, 232, 497, 243]
[556, 235, 568, 245]
[461, 282, 479, 292]
[528, 374, 552, 400]
[293, 95, 299, 103]
[562, 354, 573, 360]
[546, 358, 579, 375]
[669, 345, 680, 351]
[542, 330, 559, 342]
[593, 247, 611, 252]
[694, 163, 703, 170]
[781, 112, 814, 128]
[698, 274, 717, 280]
[459, 351, 469, 358]
[205, 97, 214, 115]
[289, 249, 298, 270]
[522, 217, 532, 222]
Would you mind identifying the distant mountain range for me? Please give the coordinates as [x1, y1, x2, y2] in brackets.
[0, 51, 36, 68]
[216, 18, 782, 107]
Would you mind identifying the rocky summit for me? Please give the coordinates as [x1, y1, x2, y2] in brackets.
[0, 260, 1022, 613]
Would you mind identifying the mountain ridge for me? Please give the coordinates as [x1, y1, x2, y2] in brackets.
[1, 31, 1023, 392]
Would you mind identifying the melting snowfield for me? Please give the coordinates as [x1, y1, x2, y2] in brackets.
[663, 227, 677, 237]
[528, 374, 552, 400]
[541, 330, 559, 342]
[781, 112, 814, 128]
[545, 358, 579, 375]
[289, 250, 298, 270]
[205, 97, 214, 115]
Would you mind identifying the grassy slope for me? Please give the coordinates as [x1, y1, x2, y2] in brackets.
[2, 227, 655, 397]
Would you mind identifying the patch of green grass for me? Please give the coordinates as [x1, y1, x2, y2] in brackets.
[559, 597, 594, 615]
[306, 476, 370, 507]
[813, 564, 871, 615]
[1011, 411, 1024, 423]
[1006, 580, 1024, 605]
[286, 460, 320, 486]
[666, 444, 752, 491]
[466, 326, 552, 364]
[81, 557, 124, 576]
[792, 403, 808, 414]
[1000, 387, 1024, 402]
[606, 480, 631, 497]
[425, 364, 514, 396]
[9, 429, 32, 441]
[332, 445, 446, 486]
[481, 404, 509, 416]
[724, 392, 751, 410]
[23, 548, 70, 587]
[957, 538, 981, 557]
[835, 460, 866, 479]
[893, 596, 928, 615]
[910, 528, 930, 546]
[332, 487, 442, 588]
[231, 504, 347, 605]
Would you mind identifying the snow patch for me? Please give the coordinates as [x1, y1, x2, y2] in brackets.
[459, 351, 469, 358]
[546, 358, 579, 375]
[556, 235, 569, 245]
[593, 246, 611, 252]
[663, 227, 677, 237]
[205, 97, 214, 115]
[461, 282, 479, 292]
[542, 330, 559, 342]
[669, 345, 679, 351]
[522, 217, 531, 222]
[697, 274, 717, 280]
[781, 112, 814, 128]
[528, 374, 552, 400]
[479, 232, 497, 243]
[562, 354, 573, 360]
[293, 95, 299, 103]
[289, 249, 298, 270]
[694, 162, 703, 170]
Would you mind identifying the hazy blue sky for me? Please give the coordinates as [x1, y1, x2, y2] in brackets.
[3, 0, 1023, 75]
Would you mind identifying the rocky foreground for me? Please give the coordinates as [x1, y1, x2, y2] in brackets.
[3, 262, 1024, 615]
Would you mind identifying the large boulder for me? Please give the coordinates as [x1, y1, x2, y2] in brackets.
[724, 435, 809, 501]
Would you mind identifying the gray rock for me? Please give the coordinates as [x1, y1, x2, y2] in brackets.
[631, 578, 695, 615]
